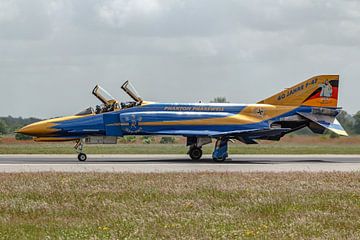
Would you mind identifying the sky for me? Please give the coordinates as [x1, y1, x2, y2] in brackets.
[1, 0, 360, 118]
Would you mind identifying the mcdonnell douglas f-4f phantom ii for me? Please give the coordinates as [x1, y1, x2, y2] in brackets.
[18, 75, 348, 162]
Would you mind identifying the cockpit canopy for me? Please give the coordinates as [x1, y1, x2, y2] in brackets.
[92, 85, 117, 106]
[91, 85, 120, 114]
[121, 81, 143, 103]
[78, 81, 144, 115]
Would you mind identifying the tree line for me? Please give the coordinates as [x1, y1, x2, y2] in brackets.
[337, 111, 360, 135]
[0, 116, 41, 135]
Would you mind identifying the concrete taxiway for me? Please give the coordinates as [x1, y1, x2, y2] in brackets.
[0, 154, 360, 173]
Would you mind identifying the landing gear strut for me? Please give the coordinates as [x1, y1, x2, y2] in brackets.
[75, 140, 87, 162]
[212, 137, 229, 162]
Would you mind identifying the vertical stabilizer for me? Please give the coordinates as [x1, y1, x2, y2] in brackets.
[258, 75, 339, 108]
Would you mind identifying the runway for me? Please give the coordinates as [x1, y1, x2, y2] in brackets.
[0, 154, 360, 173]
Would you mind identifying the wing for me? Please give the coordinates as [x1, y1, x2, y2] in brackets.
[151, 128, 291, 144]
[150, 130, 233, 137]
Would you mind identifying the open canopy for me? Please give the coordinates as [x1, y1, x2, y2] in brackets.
[89, 81, 143, 114]
[92, 85, 117, 105]
[121, 80, 143, 103]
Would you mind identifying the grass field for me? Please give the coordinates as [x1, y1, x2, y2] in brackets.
[1, 172, 360, 239]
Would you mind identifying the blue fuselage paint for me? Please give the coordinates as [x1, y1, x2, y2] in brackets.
[48, 103, 317, 139]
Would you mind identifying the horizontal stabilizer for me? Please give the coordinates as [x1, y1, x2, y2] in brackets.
[297, 112, 348, 136]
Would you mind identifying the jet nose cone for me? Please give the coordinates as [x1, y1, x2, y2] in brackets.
[16, 126, 27, 134]
[16, 125, 36, 136]
[16, 121, 57, 137]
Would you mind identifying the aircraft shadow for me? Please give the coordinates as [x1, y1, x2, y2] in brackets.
[86, 158, 338, 164]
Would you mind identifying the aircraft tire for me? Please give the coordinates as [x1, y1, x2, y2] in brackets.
[189, 147, 202, 160]
[78, 153, 87, 162]
[212, 156, 227, 162]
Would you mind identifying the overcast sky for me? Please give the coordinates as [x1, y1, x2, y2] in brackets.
[1, 0, 360, 118]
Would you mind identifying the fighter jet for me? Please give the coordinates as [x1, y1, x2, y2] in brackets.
[17, 75, 348, 162]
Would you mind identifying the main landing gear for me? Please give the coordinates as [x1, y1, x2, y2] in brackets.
[74, 140, 87, 162]
[187, 137, 211, 160]
[212, 137, 229, 162]
[188, 147, 203, 160]
[187, 136, 230, 162]
[186, 137, 229, 162]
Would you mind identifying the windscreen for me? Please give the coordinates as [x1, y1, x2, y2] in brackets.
[76, 107, 94, 116]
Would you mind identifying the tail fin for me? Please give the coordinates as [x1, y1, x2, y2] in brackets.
[258, 75, 339, 108]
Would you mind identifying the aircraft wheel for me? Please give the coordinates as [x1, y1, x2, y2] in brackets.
[213, 156, 227, 162]
[189, 147, 202, 160]
[78, 153, 87, 162]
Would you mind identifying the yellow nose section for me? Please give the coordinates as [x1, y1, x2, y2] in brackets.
[17, 121, 58, 137]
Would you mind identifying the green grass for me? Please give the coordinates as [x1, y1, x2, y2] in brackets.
[0, 143, 360, 154]
[1, 172, 360, 239]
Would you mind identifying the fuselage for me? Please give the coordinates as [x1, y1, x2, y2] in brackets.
[16, 75, 347, 162]
[18, 102, 317, 141]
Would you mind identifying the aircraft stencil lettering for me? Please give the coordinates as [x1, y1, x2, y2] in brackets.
[17, 75, 348, 162]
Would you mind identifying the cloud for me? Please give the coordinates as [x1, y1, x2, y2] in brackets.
[0, 0, 360, 117]
[0, 0, 57, 40]
[98, 0, 163, 27]
[0, 0, 19, 22]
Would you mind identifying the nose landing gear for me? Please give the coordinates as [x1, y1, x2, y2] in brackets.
[77, 153, 87, 161]
[74, 140, 87, 162]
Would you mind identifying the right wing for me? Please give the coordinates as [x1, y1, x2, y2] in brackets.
[151, 128, 291, 144]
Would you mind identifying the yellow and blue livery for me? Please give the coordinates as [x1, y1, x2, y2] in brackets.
[18, 75, 347, 162]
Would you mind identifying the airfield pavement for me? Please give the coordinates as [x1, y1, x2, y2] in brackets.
[0, 154, 360, 172]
